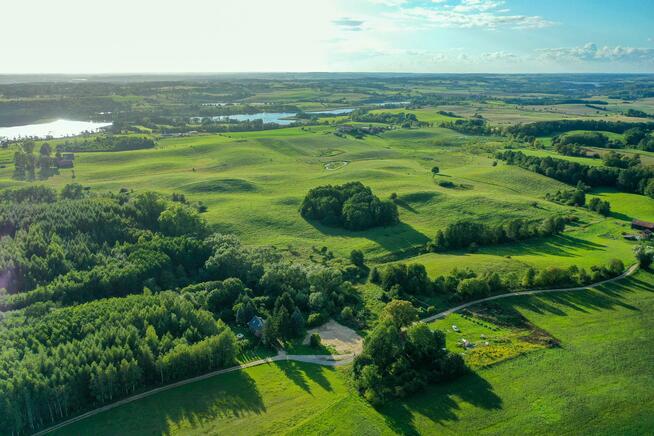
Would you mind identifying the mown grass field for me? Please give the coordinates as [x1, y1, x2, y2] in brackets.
[55, 270, 654, 435]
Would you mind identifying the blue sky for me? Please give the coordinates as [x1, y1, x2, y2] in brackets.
[1, 0, 653, 73]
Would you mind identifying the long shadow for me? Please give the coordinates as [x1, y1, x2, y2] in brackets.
[496, 273, 652, 319]
[273, 361, 334, 394]
[394, 199, 418, 214]
[379, 371, 502, 436]
[609, 210, 633, 222]
[78, 370, 266, 435]
[275, 361, 312, 394]
[304, 219, 430, 258]
[480, 233, 607, 259]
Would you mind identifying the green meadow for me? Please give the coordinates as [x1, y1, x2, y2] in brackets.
[55, 270, 654, 436]
[1, 124, 643, 269]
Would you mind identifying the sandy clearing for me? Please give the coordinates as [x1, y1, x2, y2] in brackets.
[302, 319, 363, 354]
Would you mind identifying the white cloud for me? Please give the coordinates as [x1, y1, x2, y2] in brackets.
[537, 43, 654, 63]
[387, 1, 554, 29]
[369, 0, 407, 6]
[333, 17, 365, 31]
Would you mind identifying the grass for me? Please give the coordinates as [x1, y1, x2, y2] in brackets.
[54, 270, 654, 435]
[1, 125, 611, 263]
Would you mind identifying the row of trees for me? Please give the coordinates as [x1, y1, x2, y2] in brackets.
[371, 258, 626, 302]
[13, 141, 61, 180]
[55, 135, 155, 152]
[300, 182, 399, 231]
[349, 110, 426, 128]
[428, 216, 568, 252]
[507, 119, 654, 138]
[496, 150, 654, 198]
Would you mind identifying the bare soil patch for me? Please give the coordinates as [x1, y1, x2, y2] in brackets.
[302, 319, 363, 354]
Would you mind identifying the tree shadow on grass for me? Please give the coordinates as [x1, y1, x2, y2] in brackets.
[500, 273, 651, 319]
[89, 369, 266, 436]
[379, 371, 502, 436]
[274, 361, 334, 394]
[305, 219, 430, 260]
[394, 199, 418, 214]
[480, 234, 607, 260]
[609, 210, 633, 222]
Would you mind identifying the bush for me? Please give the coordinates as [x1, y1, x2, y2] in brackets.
[309, 333, 322, 348]
[306, 312, 324, 327]
[350, 249, 365, 267]
[634, 244, 654, 268]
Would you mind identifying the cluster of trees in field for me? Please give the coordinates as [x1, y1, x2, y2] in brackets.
[553, 142, 595, 158]
[554, 131, 621, 149]
[441, 117, 494, 135]
[56, 135, 155, 152]
[545, 188, 611, 216]
[601, 150, 641, 169]
[427, 216, 569, 252]
[352, 301, 466, 404]
[300, 182, 399, 230]
[496, 150, 654, 198]
[634, 243, 654, 268]
[371, 258, 626, 303]
[624, 127, 654, 151]
[349, 110, 427, 127]
[12, 141, 61, 180]
[624, 109, 654, 119]
[0, 293, 238, 435]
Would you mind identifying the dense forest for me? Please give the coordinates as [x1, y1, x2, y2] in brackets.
[0, 184, 366, 435]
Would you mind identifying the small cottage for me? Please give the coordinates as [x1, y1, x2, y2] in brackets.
[632, 219, 654, 235]
[247, 315, 265, 337]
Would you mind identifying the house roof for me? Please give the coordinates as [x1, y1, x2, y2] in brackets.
[248, 315, 264, 330]
[632, 219, 654, 230]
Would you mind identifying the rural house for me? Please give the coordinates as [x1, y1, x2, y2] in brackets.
[247, 315, 264, 337]
[632, 219, 654, 234]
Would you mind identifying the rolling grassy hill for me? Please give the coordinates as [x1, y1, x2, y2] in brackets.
[0, 125, 642, 271]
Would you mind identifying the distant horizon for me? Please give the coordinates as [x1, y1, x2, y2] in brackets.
[3, 1, 653, 74]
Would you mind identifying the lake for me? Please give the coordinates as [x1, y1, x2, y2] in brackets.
[191, 108, 354, 125]
[0, 119, 112, 140]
